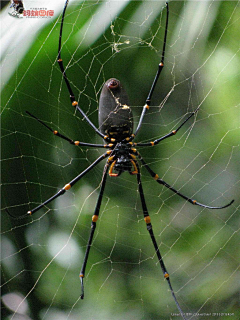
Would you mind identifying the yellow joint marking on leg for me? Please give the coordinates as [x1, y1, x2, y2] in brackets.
[111, 138, 116, 142]
[53, 130, 58, 135]
[27, 211, 32, 215]
[105, 143, 114, 148]
[106, 150, 112, 155]
[79, 274, 84, 278]
[150, 141, 154, 146]
[160, 62, 164, 67]
[58, 58, 63, 62]
[144, 216, 151, 224]
[104, 135, 109, 140]
[74, 141, 80, 146]
[164, 272, 169, 279]
[131, 148, 137, 153]
[125, 137, 130, 141]
[109, 161, 118, 177]
[131, 134, 135, 138]
[109, 173, 118, 177]
[64, 183, 71, 190]
[144, 104, 150, 110]
[154, 174, 159, 180]
[108, 155, 115, 162]
[72, 101, 78, 107]
[128, 142, 133, 145]
[193, 200, 197, 205]
[172, 130, 177, 135]
[130, 160, 138, 174]
[130, 154, 136, 160]
[92, 215, 98, 222]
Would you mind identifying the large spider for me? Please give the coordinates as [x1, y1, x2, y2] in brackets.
[8, 1, 234, 319]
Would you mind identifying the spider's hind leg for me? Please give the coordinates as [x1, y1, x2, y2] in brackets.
[79, 163, 109, 299]
[137, 152, 234, 209]
[135, 163, 187, 319]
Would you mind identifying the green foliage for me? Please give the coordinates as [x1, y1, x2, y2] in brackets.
[1, 1, 239, 320]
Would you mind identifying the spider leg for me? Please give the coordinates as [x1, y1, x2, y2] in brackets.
[79, 162, 109, 299]
[136, 162, 187, 320]
[7, 152, 110, 220]
[133, 2, 169, 138]
[26, 111, 110, 148]
[58, 0, 107, 141]
[136, 112, 195, 147]
[137, 153, 234, 209]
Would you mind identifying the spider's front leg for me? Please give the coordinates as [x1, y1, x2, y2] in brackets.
[57, 0, 107, 141]
[133, 2, 169, 139]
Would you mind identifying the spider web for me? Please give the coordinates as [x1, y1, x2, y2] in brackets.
[1, 1, 239, 320]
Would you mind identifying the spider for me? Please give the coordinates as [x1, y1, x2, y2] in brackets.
[8, 1, 234, 319]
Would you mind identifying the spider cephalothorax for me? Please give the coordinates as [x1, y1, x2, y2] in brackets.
[108, 141, 138, 177]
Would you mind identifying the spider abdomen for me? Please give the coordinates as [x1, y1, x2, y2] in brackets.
[98, 78, 133, 141]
